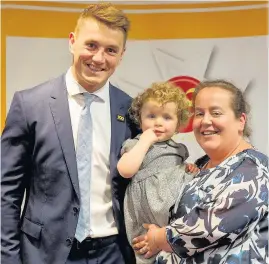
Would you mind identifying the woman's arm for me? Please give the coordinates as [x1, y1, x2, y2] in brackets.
[164, 162, 268, 258]
[134, 159, 268, 258]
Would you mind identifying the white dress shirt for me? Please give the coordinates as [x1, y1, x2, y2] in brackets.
[65, 68, 118, 237]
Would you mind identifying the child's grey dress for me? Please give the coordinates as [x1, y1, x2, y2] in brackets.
[122, 135, 194, 264]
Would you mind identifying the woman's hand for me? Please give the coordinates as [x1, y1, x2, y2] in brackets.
[143, 224, 163, 258]
[132, 233, 152, 257]
[185, 163, 200, 174]
[132, 224, 171, 259]
[132, 224, 161, 258]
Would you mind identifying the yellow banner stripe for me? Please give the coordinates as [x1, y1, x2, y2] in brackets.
[2, 8, 268, 39]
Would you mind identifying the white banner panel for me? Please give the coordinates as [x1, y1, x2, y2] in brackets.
[6, 36, 268, 160]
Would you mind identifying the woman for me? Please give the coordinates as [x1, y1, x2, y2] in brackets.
[133, 80, 268, 264]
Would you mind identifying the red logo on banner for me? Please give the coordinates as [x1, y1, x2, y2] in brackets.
[168, 76, 200, 133]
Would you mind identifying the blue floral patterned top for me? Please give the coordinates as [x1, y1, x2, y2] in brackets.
[156, 149, 268, 264]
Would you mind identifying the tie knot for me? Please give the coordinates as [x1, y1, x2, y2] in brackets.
[83, 93, 96, 107]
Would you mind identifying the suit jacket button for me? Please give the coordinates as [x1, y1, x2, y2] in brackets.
[73, 207, 79, 215]
[66, 238, 72, 247]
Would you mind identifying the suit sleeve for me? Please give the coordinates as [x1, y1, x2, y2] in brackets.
[1, 92, 32, 264]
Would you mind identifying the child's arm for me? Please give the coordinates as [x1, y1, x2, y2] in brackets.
[117, 129, 158, 178]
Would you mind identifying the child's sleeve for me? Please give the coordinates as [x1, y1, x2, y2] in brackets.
[177, 143, 189, 162]
[120, 138, 139, 156]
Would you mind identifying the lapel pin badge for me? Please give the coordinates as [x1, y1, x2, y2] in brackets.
[117, 114, 125, 122]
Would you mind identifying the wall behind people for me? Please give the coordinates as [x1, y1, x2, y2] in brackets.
[1, 1, 268, 160]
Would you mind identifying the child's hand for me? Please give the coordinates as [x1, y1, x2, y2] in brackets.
[185, 163, 200, 174]
[140, 129, 159, 146]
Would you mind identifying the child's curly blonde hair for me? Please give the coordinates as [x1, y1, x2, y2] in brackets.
[129, 82, 190, 128]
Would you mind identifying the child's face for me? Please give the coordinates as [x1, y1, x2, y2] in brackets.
[140, 100, 178, 142]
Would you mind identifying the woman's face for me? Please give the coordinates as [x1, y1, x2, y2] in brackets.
[193, 87, 246, 159]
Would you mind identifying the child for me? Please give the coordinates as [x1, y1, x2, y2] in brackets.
[117, 82, 199, 264]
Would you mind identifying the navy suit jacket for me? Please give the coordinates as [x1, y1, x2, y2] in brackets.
[1, 74, 139, 264]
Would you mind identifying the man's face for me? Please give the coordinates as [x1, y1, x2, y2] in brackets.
[69, 18, 125, 92]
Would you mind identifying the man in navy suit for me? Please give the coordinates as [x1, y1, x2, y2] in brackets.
[1, 3, 139, 264]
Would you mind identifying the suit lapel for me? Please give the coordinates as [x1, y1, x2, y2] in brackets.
[49, 75, 80, 199]
[109, 84, 127, 172]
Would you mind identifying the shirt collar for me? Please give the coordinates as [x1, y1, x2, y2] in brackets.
[65, 67, 109, 102]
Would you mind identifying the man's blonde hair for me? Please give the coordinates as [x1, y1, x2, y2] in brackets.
[75, 3, 130, 44]
[129, 82, 190, 128]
